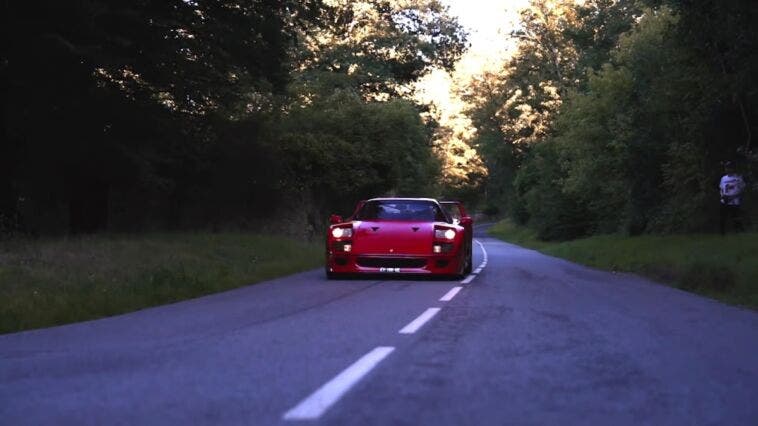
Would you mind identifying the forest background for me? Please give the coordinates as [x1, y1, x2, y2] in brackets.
[3, 0, 757, 240]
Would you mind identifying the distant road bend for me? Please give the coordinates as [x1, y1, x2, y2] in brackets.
[2, 227, 757, 425]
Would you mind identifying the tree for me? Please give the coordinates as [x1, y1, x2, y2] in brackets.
[273, 92, 439, 214]
[464, 0, 587, 213]
[291, 0, 467, 99]
[4, 0, 322, 233]
[278, 0, 467, 213]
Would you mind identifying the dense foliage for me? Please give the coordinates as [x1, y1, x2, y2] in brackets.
[7, 0, 754, 239]
[2, 0, 465, 236]
[467, 0, 757, 239]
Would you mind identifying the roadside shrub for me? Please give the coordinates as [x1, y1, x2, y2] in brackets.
[678, 262, 735, 292]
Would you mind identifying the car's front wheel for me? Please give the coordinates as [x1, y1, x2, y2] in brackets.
[463, 241, 473, 275]
[452, 251, 467, 280]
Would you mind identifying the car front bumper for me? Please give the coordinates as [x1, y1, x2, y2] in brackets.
[326, 252, 464, 276]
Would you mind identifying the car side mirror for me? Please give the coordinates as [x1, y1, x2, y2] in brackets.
[460, 216, 473, 226]
[329, 214, 343, 224]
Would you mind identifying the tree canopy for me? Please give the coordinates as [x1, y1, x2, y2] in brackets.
[5, 0, 755, 238]
[2, 0, 465, 235]
[465, 0, 757, 238]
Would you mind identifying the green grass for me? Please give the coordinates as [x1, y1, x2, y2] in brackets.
[490, 220, 758, 308]
[0, 233, 323, 334]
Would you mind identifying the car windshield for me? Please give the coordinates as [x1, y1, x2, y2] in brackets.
[356, 200, 449, 222]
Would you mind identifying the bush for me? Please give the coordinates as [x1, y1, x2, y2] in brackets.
[678, 262, 735, 293]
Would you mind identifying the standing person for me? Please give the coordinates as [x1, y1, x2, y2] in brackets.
[719, 161, 746, 234]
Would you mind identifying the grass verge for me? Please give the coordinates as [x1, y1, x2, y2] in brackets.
[0, 233, 323, 334]
[489, 220, 758, 309]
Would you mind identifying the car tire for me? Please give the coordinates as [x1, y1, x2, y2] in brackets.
[452, 253, 466, 280]
[463, 242, 473, 275]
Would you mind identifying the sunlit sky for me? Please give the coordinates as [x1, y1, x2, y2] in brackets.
[442, 0, 529, 70]
[416, 0, 530, 129]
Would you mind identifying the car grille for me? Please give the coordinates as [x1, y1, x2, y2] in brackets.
[356, 257, 427, 269]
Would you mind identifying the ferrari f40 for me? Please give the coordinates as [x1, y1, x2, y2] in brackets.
[326, 198, 473, 279]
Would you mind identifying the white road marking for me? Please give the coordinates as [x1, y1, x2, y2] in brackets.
[439, 286, 462, 302]
[460, 241, 488, 284]
[461, 274, 476, 284]
[399, 308, 441, 334]
[285, 239, 490, 420]
[476, 240, 488, 262]
[283, 346, 395, 421]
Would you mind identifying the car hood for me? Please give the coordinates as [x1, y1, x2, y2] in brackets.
[352, 221, 436, 256]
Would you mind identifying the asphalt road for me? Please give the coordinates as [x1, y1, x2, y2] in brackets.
[2, 225, 757, 425]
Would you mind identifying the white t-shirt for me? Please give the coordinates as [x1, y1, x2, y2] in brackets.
[720, 173, 745, 205]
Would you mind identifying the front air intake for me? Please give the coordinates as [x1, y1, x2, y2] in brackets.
[356, 257, 427, 268]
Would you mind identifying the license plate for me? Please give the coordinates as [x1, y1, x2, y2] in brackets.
[379, 267, 401, 273]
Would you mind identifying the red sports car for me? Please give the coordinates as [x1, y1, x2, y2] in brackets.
[325, 198, 473, 279]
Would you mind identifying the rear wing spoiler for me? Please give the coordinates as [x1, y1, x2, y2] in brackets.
[439, 201, 472, 226]
[439, 201, 468, 218]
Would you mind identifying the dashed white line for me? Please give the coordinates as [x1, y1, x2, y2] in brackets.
[283, 346, 395, 421]
[439, 286, 462, 302]
[460, 274, 476, 284]
[399, 308, 441, 334]
[285, 238, 490, 421]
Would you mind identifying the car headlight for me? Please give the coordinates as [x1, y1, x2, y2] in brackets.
[434, 228, 456, 240]
[331, 227, 353, 238]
